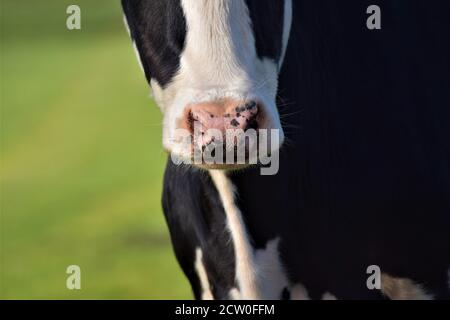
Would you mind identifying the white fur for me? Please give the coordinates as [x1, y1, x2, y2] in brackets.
[322, 292, 338, 300]
[290, 283, 311, 300]
[194, 248, 214, 300]
[122, 14, 130, 36]
[132, 42, 145, 74]
[254, 238, 289, 299]
[210, 170, 290, 299]
[228, 288, 241, 299]
[381, 273, 433, 300]
[209, 170, 261, 299]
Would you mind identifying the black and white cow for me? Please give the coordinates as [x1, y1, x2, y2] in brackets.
[122, 0, 450, 300]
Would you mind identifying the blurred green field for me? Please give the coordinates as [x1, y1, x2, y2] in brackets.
[0, 0, 191, 299]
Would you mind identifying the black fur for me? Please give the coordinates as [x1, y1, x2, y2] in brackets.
[245, 0, 285, 62]
[122, 0, 186, 86]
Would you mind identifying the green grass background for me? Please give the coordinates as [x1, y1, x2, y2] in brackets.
[0, 0, 191, 299]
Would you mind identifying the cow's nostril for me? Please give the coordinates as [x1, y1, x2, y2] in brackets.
[235, 101, 258, 114]
[245, 100, 257, 111]
[245, 116, 259, 131]
[236, 101, 259, 131]
[187, 111, 195, 133]
[184, 99, 262, 146]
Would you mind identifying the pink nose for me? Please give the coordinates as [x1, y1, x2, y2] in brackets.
[189, 100, 258, 132]
[184, 99, 259, 146]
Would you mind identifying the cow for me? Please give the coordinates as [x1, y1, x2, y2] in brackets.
[122, 0, 450, 300]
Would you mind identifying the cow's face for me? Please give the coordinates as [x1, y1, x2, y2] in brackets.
[123, 0, 292, 169]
